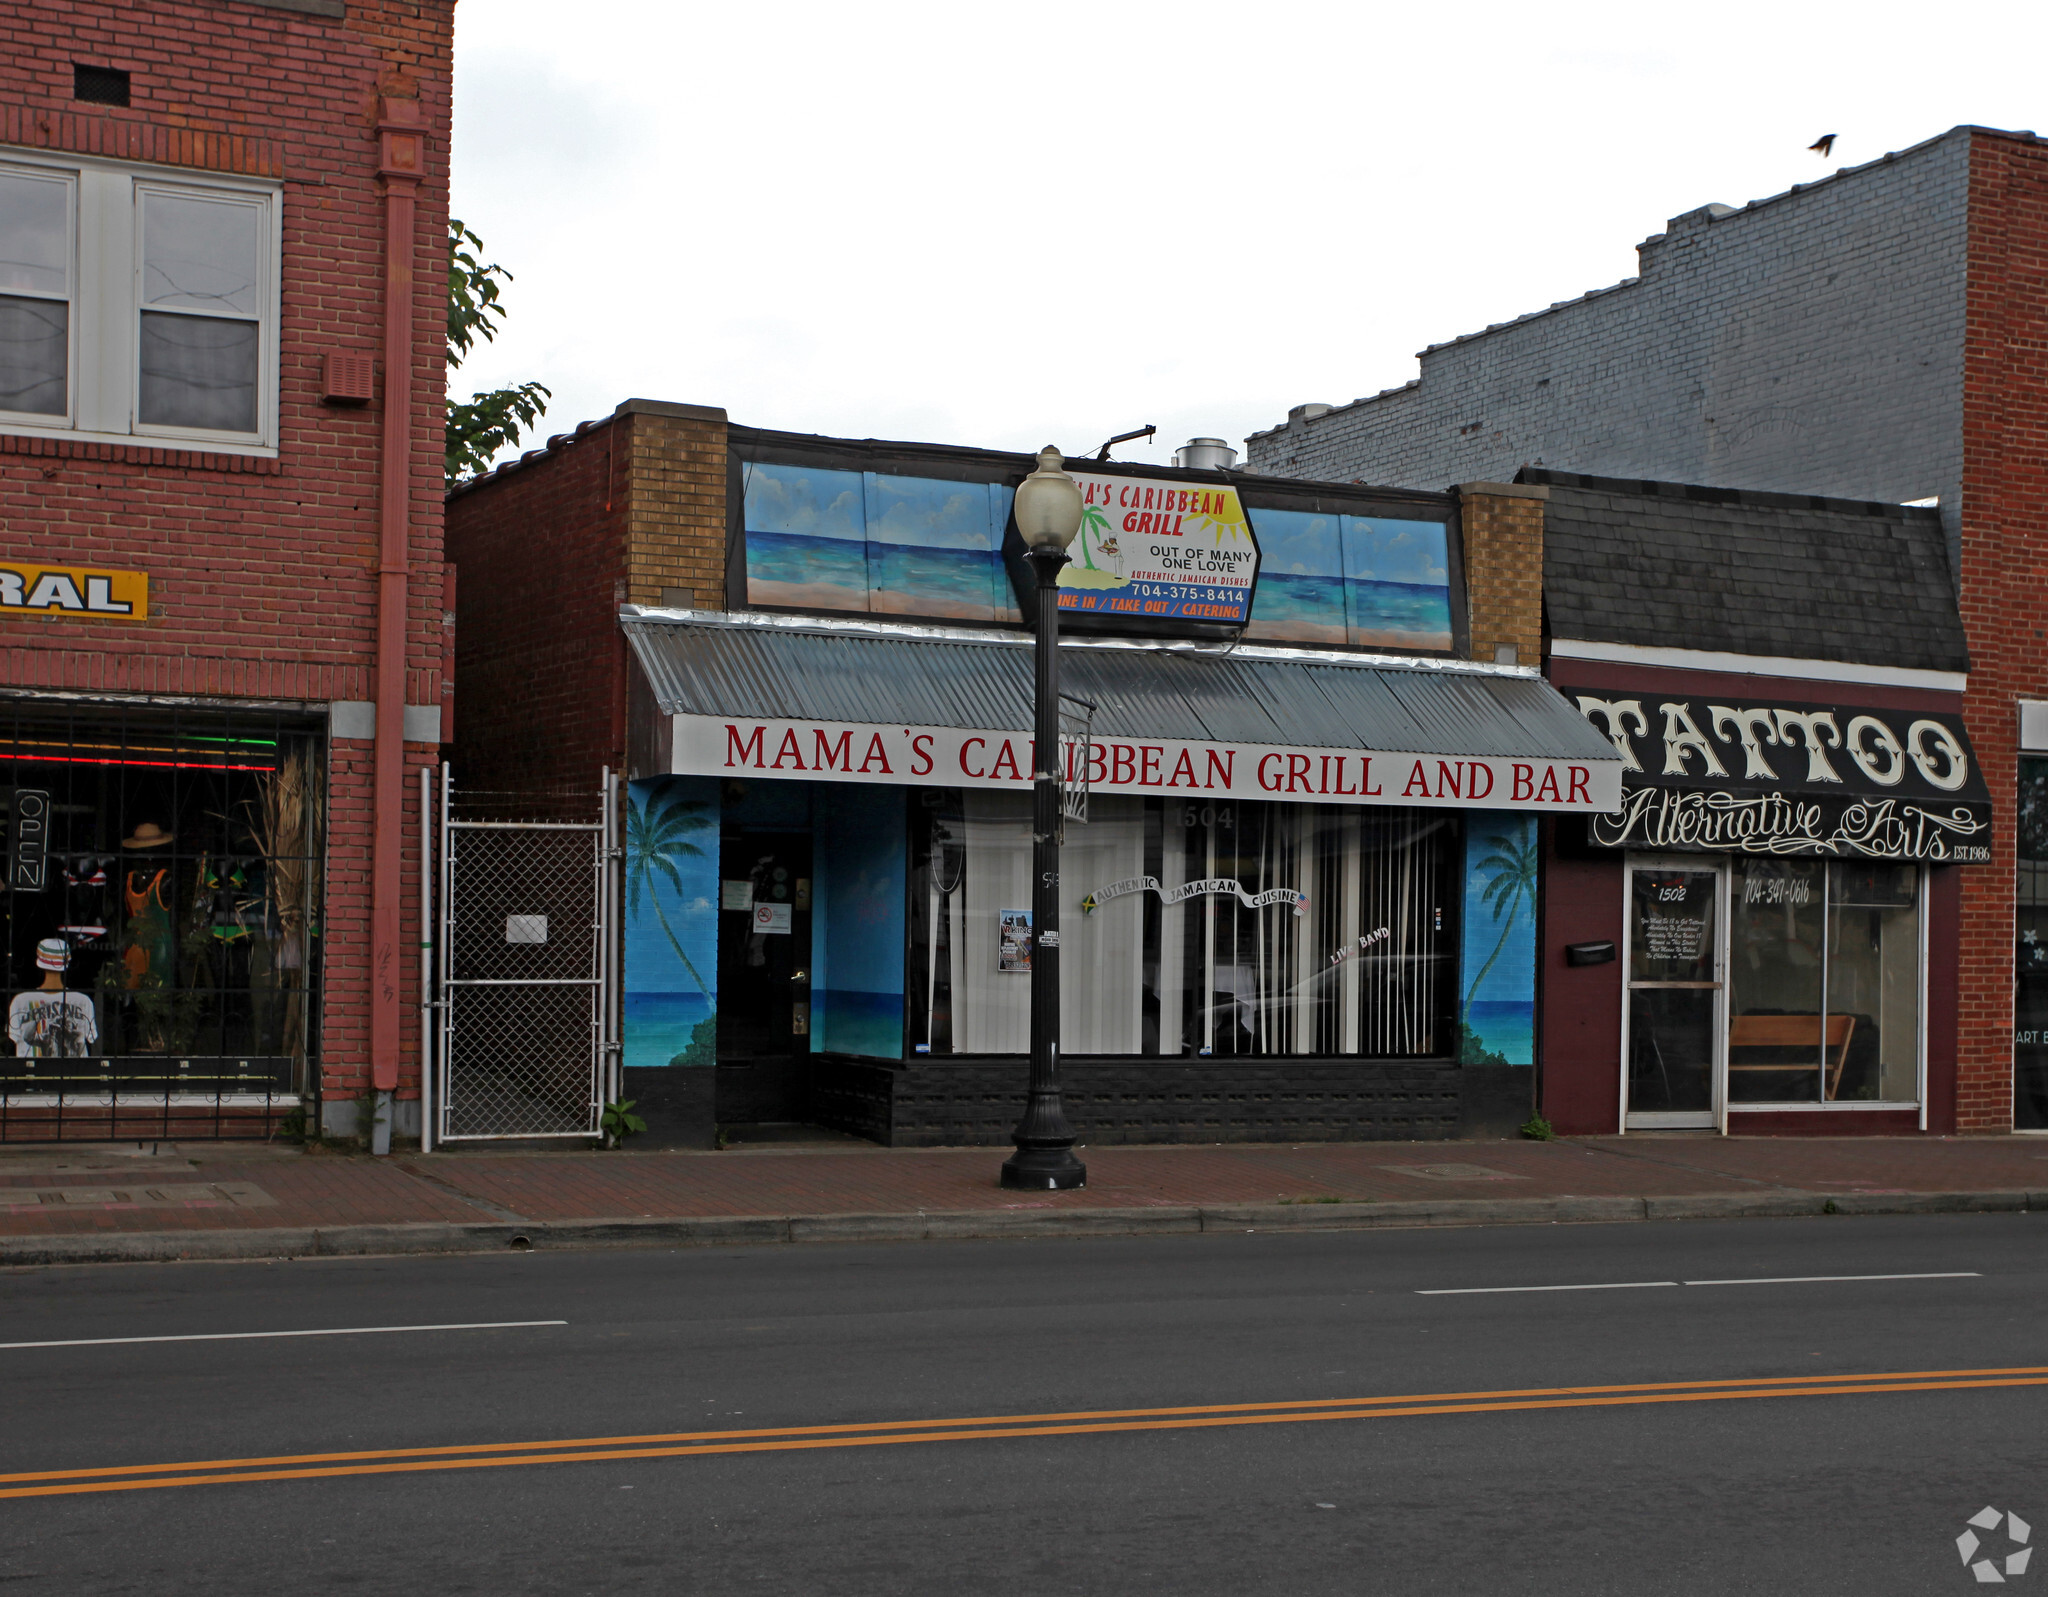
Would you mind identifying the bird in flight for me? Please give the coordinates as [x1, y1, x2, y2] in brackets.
[1809, 134, 1837, 158]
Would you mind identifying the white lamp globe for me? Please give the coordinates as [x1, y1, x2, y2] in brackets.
[1015, 446, 1084, 553]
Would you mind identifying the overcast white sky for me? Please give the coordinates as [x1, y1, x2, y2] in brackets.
[450, 0, 2047, 472]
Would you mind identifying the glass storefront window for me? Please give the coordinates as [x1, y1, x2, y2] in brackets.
[2017, 757, 2048, 1129]
[907, 792, 1459, 1059]
[1728, 857, 1919, 1104]
[0, 703, 325, 1099]
[1729, 860, 1825, 1103]
[1825, 864, 1920, 1103]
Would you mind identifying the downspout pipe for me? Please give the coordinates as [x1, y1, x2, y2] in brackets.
[372, 96, 425, 1152]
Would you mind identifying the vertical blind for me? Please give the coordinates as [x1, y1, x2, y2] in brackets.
[907, 792, 1457, 1059]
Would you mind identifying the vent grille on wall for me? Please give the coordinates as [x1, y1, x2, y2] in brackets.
[323, 352, 375, 405]
[73, 64, 130, 106]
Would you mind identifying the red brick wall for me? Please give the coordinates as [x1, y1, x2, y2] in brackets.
[444, 401, 731, 803]
[1536, 830, 1624, 1134]
[444, 419, 630, 801]
[0, 1, 454, 1110]
[1959, 132, 2048, 1131]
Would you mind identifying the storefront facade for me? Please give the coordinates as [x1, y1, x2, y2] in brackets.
[623, 611, 1617, 1145]
[444, 411, 1620, 1146]
[1543, 658, 1983, 1134]
[1527, 471, 1986, 1136]
[0, 4, 455, 1142]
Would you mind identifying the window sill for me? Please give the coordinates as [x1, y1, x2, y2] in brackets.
[1727, 1100, 1922, 1112]
[0, 430, 280, 472]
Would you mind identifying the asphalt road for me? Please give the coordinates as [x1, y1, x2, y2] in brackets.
[0, 1213, 2042, 1595]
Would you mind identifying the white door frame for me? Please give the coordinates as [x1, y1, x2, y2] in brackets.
[1618, 854, 1728, 1133]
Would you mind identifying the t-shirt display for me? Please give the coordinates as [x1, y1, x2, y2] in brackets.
[8, 988, 98, 1057]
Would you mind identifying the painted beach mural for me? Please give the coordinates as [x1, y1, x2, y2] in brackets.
[740, 464, 868, 613]
[743, 462, 1018, 622]
[624, 776, 720, 1070]
[814, 786, 906, 1059]
[1246, 511, 1452, 651]
[1458, 813, 1537, 1066]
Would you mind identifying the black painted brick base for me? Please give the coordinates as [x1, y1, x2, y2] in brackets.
[807, 1056, 1516, 1147]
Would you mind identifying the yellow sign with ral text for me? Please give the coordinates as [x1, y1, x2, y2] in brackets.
[0, 564, 149, 620]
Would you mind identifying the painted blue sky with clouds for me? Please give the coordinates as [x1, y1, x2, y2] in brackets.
[743, 463, 865, 541]
[1346, 517, 1448, 586]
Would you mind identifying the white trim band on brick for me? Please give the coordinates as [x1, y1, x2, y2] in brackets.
[1549, 638, 1968, 694]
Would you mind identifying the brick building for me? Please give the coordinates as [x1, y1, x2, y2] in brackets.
[1248, 124, 2048, 1133]
[1526, 472, 1981, 1135]
[0, 0, 454, 1142]
[448, 405, 1623, 1148]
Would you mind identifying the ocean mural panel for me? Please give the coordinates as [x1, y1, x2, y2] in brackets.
[624, 776, 721, 1069]
[743, 462, 1019, 622]
[1245, 510, 1453, 650]
[1344, 516, 1453, 651]
[866, 475, 1014, 622]
[743, 463, 868, 612]
[814, 785, 906, 1058]
[742, 460, 1446, 646]
[1459, 813, 1537, 1066]
[1245, 509, 1346, 644]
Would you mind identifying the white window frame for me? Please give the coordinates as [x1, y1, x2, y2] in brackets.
[1617, 853, 1927, 1132]
[0, 162, 77, 427]
[0, 147, 281, 456]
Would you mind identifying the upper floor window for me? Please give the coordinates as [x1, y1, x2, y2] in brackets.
[0, 153, 279, 453]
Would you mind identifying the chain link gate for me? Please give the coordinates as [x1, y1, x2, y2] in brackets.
[429, 769, 618, 1144]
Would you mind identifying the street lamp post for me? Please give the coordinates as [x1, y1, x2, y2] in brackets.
[1001, 447, 1088, 1192]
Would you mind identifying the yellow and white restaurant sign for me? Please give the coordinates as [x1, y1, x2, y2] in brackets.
[0, 564, 149, 620]
[1059, 471, 1258, 625]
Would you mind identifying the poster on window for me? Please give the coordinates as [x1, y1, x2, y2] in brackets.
[997, 909, 1032, 973]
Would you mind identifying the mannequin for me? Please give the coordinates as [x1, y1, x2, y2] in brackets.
[9, 937, 98, 1058]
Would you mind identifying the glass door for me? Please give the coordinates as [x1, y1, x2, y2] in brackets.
[1624, 863, 1723, 1129]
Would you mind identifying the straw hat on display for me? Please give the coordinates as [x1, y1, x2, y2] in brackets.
[121, 822, 174, 849]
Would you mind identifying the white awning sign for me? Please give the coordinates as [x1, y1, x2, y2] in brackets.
[671, 715, 1622, 813]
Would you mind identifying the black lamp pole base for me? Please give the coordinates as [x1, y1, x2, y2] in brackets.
[999, 1143, 1087, 1190]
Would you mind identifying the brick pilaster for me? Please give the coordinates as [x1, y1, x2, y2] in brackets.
[1955, 130, 2048, 1132]
[619, 401, 729, 610]
[1454, 482, 1546, 666]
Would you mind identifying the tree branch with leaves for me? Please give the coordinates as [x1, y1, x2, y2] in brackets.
[446, 218, 551, 486]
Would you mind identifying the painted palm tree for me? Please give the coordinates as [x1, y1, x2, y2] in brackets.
[1074, 502, 1113, 571]
[1462, 824, 1539, 1032]
[626, 785, 713, 1001]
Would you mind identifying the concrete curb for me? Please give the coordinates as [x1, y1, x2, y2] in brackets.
[0, 1189, 2036, 1268]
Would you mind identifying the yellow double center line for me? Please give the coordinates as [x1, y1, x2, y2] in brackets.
[6, 1365, 2043, 1500]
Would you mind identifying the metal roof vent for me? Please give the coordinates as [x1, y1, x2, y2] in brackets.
[1172, 438, 1237, 471]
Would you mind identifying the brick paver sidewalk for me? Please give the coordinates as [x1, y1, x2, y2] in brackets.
[3, 1134, 2046, 1246]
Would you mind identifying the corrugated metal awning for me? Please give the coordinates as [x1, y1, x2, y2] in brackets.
[622, 610, 1618, 766]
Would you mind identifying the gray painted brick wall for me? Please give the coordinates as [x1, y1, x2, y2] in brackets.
[1247, 129, 1971, 560]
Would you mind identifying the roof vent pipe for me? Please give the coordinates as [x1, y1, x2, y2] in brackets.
[1173, 437, 1237, 471]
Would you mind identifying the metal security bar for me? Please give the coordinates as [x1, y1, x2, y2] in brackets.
[435, 770, 618, 1142]
[0, 1062, 297, 1143]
